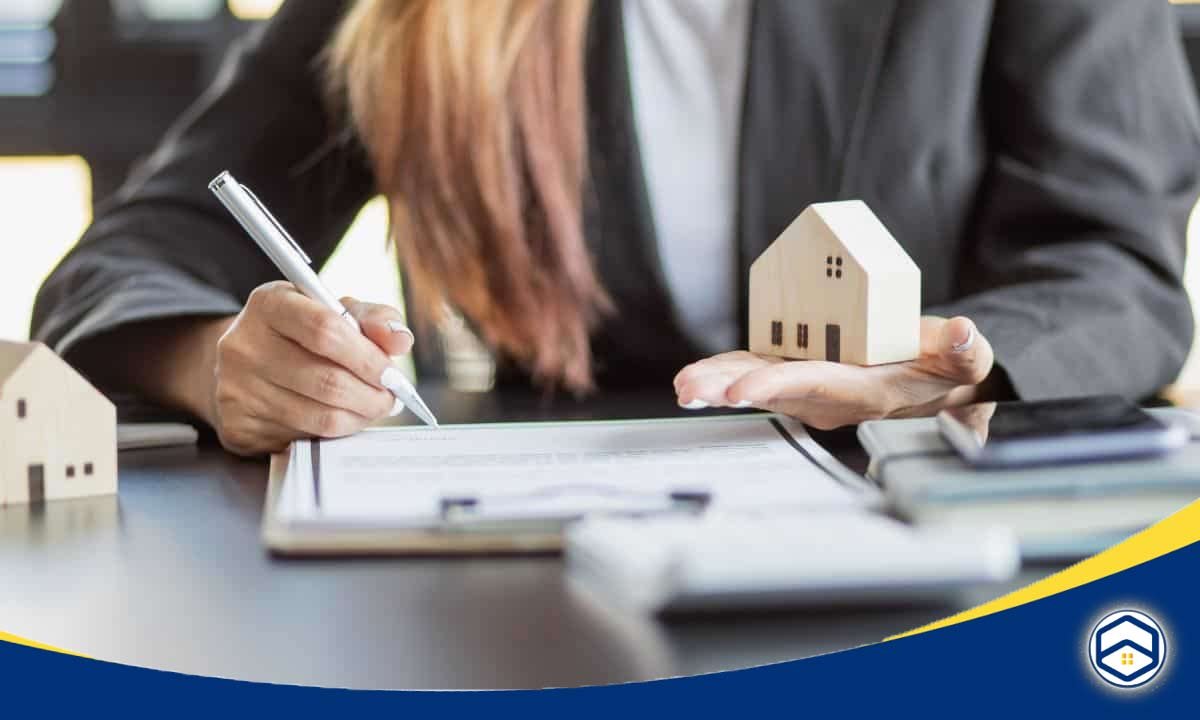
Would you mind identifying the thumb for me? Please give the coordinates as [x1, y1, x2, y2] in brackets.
[934, 316, 993, 386]
[341, 296, 414, 357]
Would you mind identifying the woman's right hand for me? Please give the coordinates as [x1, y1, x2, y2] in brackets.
[200, 281, 415, 456]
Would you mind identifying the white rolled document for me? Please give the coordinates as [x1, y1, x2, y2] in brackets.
[565, 511, 1020, 613]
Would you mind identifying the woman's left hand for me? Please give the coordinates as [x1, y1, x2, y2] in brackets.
[673, 316, 995, 430]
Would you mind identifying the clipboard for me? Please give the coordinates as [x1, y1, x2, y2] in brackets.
[261, 415, 872, 556]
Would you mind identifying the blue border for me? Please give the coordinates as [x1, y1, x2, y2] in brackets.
[2, 539, 1199, 716]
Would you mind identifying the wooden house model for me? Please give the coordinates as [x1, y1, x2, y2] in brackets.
[749, 200, 920, 365]
[0, 340, 117, 506]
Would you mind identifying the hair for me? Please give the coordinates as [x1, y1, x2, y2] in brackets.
[325, 0, 609, 393]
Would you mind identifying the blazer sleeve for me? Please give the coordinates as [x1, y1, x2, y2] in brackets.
[927, 0, 1200, 401]
[31, 0, 373, 377]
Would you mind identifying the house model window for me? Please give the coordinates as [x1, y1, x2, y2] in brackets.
[826, 256, 844, 279]
[17, 398, 26, 418]
[797, 323, 809, 349]
[770, 321, 783, 346]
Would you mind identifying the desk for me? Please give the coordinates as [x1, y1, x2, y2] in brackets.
[0, 385, 1058, 689]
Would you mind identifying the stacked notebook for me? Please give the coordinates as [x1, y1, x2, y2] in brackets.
[857, 408, 1200, 559]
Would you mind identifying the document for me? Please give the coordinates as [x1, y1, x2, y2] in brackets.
[274, 416, 874, 531]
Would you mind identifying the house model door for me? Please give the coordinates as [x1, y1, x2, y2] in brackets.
[825, 324, 841, 363]
[27, 464, 44, 504]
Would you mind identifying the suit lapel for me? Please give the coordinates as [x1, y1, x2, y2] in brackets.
[736, 0, 897, 344]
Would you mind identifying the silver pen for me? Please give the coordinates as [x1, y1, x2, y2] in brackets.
[209, 171, 439, 428]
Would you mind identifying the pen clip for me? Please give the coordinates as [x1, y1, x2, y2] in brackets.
[241, 184, 312, 265]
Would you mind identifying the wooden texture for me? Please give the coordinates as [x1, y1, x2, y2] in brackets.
[749, 200, 920, 365]
[0, 341, 116, 506]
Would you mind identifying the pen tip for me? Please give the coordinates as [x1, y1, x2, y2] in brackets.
[413, 404, 439, 428]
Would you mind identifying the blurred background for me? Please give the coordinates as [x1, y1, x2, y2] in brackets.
[4, 0, 1200, 397]
[0, 0, 399, 341]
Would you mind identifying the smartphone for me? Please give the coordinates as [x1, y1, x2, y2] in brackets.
[937, 396, 1188, 468]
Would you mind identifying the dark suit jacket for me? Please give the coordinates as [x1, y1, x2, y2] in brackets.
[33, 0, 1200, 402]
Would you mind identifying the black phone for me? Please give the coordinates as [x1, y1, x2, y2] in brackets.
[936, 396, 1187, 468]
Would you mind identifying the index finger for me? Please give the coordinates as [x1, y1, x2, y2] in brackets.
[264, 289, 395, 390]
[341, 296, 414, 357]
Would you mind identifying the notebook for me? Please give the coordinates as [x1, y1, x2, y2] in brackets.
[117, 423, 198, 450]
[856, 408, 1200, 559]
[262, 415, 877, 555]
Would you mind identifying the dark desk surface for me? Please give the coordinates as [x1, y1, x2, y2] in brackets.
[0, 386, 1057, 689]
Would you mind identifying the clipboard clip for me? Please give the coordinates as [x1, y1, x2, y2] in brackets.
[438, 489, 711, 534]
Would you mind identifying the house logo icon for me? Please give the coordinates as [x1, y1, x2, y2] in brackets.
[1088, 609, 1166, 688]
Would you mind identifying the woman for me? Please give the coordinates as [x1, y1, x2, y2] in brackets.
[33, 0, 1200, 455]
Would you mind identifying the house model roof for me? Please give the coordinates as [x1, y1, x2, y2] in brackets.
[776, 200, 919, 275]
[0, 340, 41, 388]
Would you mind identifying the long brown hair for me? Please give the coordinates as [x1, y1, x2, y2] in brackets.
[325, 0, 609, 392]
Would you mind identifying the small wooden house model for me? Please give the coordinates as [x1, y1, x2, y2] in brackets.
[0, 340, 116, 506]
[749, 200, 920, 365]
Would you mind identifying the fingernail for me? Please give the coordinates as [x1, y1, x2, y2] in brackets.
[389, 397, 406, 417]
[387, 320, 414, 339]
[681, 399, 709, 410]
[381, 366, 405, 390]
[952, 326, 975, 354]
[732, 400, 753, 409]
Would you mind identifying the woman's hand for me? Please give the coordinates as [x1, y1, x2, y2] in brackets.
[203, 281, 415, 455]
[673, 316, 995, 430]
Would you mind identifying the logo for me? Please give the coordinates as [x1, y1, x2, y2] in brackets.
[1088, 609, 1167, 688]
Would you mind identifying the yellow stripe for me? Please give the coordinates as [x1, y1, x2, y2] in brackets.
[0, 631, 84, 657]
[889, 498, 1200, 640]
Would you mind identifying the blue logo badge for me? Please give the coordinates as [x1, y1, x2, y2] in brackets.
[1088, 609, 1166, 688]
